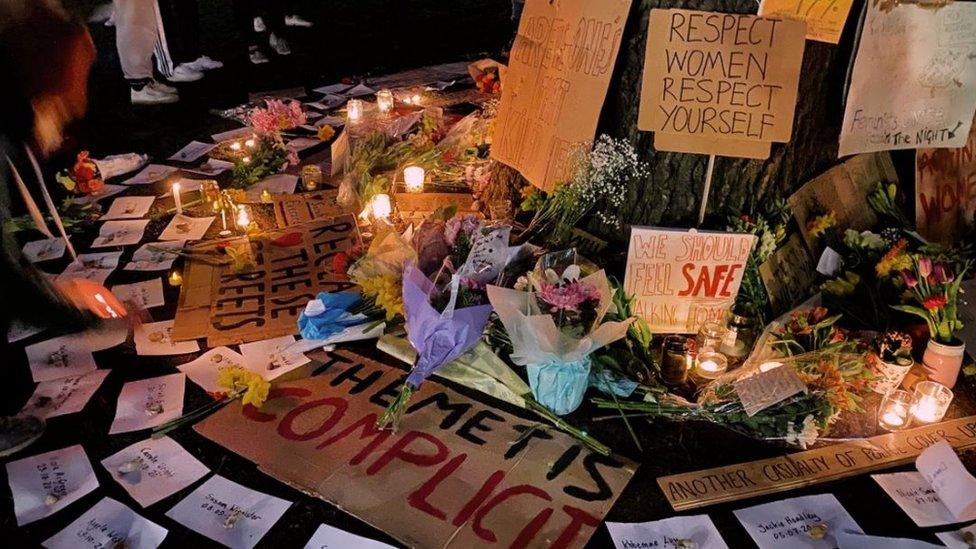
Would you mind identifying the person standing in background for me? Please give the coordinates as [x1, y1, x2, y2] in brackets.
[154, 0, 223, 82]
[113, 0, 180, 104]
[237, 0, 290, 65]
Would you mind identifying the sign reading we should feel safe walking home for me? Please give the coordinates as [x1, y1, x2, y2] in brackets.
[623, 227, 756, 333]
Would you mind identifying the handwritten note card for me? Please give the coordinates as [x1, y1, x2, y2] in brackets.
[177, 347, 247, 393]
[168, 140, 217, 163]
[607, 515, 729, 549]
[134, 320, 200, 356]
[101, 196, 155, 220]
[758, 0, 854, 44]
[303, 524, 395, 549]
[872, 471, 957, 527]
[22, 238, 66, 263]
[166, 474, 291, 549]
[839, 2, 976, 156]
[624, 227, 755, 333]
[109, 373, 185, 434]
[112, 278, 165, 309]
[916, 440, 976, 522]
[121, 164, 178, 186]
[43, 497, 168, 549]
[100, 436, 209, 507]
[734, 364, 808, 416]
[833, 531, 941, 549]
[7, 444, 99, 526]
[239, 335, 310, 380]
[125, 241, 185, 271]
[92, 219, 149, 248]
[159, 214, 214, 241]
[734, 493, 862, 549]
[57, 251, 123, 284]
[20, 369, 110, 419]
[25, 334, 97, 382]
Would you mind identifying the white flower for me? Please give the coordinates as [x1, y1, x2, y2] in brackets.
[785, 415, 820, 449]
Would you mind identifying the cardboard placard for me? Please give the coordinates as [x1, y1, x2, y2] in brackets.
[658, 415, 976, 511]
[655, 132, 772, 160]
[788, 152, 896, 251]
[273, 190, 347, 227]
[196, 351, 636, 549]
[623, 227, 756, 334]
[330, 130, 351, 176]
[838, 2, 976, 156]
[915, 120, 976, 244]
[394, 192, 475, 214]
[758, 0, 855, 44]
[171, 216, 360, 346]
[638, 9, 806, 157]
[491, 0, 632, 190]
[759, 234, 818, 315]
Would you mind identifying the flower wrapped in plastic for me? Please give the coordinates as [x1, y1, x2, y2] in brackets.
[293, 292, 386, 353]
[347, 230, 417, 322]
[376, 263, 492, 431]
[487, 251, 633, 415]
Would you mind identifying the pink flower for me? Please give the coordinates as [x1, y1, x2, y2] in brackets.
[537, 280, 600, 312]
[444, 214, 480, 246]
[901, 269, 918, 288]
[917, 257, 932, 279]
[250, 99, 307, 134]
[933, 263, 954, 284]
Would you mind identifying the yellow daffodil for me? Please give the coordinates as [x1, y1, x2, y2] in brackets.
[216, 366, 270, 408]
[317, 125, 336, 142]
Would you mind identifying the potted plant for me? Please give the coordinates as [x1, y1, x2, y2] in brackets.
[868, 331, 914, 394]
[893, 257, 969, 387]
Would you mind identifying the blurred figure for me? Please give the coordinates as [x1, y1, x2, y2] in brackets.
[154, 0, 222, 82]
[238, 0, 290, 64]
[0, 0, 128, 456]
[113, 0, 179, 104]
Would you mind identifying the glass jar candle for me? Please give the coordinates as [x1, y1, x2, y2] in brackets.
[878, 389, 913, 431]
[661, 335, 691, 387]
[376, 89, 394, 113]
[696, 320, 727, 352]
[347, 99, 364, 122]
[695, 350, 728, 380]
[301, 165, 323, 191]
[403, 165, 425, 192]
[910, 381, 953, 424]
[721, 309, 757, 359]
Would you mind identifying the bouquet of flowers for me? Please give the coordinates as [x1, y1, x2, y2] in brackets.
[893, 256, 970, 344]
[772, 307, 850, 355]
[56, 151, 104, 196]
[377, 264, 492, 431]
[346, 230, 416, 322]
[468, 59, 505, 94]
[250, 99, 307, 133]
[487, 251, 633, 415]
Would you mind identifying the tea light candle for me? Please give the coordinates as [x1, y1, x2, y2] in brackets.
[695, 351, 728, 380]
[168, 270, 183, 287]
[244, 138, 255, 148]
[241, 156, 251, 164]
[376, 89, 394, 113]
[347, 99, 363, 122]
[236, 205, 250, 230]
[911, 381, 953, 424]
[759, 361, 783, 373]
[229, 141, 242, 151]
[172, 182, 183, 214]
[403, 165, 425, 193]
[879, 389, 912, 431]
[369, 194, 392, 221]
[260, 189, 273, 203]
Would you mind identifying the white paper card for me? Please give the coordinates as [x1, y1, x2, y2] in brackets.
[178, 347, 247, 393]
[92, 219, 149, 248]
[303, 523, 395, 549]
[286, 137, 320, 154]
[839, 2, 976, 156]
[607, 515, 729, 549]
[6, 444, 99, 526]
[57, 251, 123, 284]
[100, 436, 209, 507]
[183, 158, 234, 176]
[101, 196, 155, 220]
[43, 497, 168, 549]
[168, 140, 216, 163]
[344, 83, 375, 97]
[159, 214, 214, 241]
[166, 474, 291, 549]
[244, 173, 298, 202]
[734, 493, 863, 549]
[20, 369, 110, 419]
[112, 278, 165, 309]
[22, 238, 66, 263]
[240, 335, 310, 380]
[121, 164, 177, 186]
[834, 531, 941, 549]
[125, 241, 185, 271]
[313, 83, 352, 95]
[212, 127, 253, 143]
[109, 373, 185, 434]
[916, 439, 976, 521]
[936, 524, 976, 548]
[25, 334, 97, 382]
[134, 320, 200, 356]
[872, 471, 958, 527]
[816, 247, 843, 276]
[73, 184, 127, 205]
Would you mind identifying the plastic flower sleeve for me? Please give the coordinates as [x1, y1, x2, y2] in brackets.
[458, 225, 512, 284]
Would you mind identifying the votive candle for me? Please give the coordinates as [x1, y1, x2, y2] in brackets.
[695, 351, 728, 380]
[376, 89, 394, 113]
[911, 381, 953, 424]
[347, 99, 363, 122]
[403, 166, 425, 192]
[369, 194, 392, 221]
[879, 389, 912, 431]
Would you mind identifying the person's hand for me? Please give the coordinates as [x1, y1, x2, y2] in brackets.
[55, 279, 127, 319]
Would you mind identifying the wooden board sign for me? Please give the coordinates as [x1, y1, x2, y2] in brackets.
[659, 414, 976, 511]
[759, 234, 817, 315]
[171, 216, 360, 346]
[915, 119, 976, 245]
[623, 227, 756, 334]
[491, 0, 632, 190]
[273, 190, 347, 227]
[639, 9, 807, 157]
[196, 350, 636, 548]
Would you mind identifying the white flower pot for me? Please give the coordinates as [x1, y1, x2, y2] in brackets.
[922, 339, 966, 389]
[869, 356, 913, 395]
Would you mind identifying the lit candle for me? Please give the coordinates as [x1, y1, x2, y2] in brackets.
[236, 205, 250, 230]
[377, 89, 394, 113]
[910, 381, 953, 424]
[229, 141, 242, 151]
[168, 270, 183, 287]
[878, 389, 912, 431]
[220, 208, 228, 231]
[347, 99, 363, 122]
[370, 194, 392, 221]
[260, 189, 273, 203]
[411, 94, 422, 105]
[241, 156, 251, 164]
[881, 410, 905, 427]
[759, 361, 783, 373]
[694, 351, 728, 380]
[913, 396, 941, 423]
[403, 166, 425, 193]
[172, 182, 183, 215]
[245, 138, 255, 148]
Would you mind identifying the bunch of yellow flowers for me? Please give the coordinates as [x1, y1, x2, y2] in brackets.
[358, 274, 404, 321]
[216, 367, 271, 408]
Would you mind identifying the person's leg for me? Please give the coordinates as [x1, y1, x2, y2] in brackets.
[235, 0, 270, 64]
[261, 0, 290, 55]
[152, 0, 176, 78]
[113, 0, 157, 86]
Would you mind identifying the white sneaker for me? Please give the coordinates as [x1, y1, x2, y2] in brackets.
[149, 80, 177, 94]
[131, 86, 178, 105]
[169, 64, 204, 82]
[285, 15, 313, 27]
[269, 33, 291, 56]
[249, 48, 270, 65]
[188, 55, 223, 71]
[253, 17, 266, 32]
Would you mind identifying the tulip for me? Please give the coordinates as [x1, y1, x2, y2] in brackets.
[923, 294, 948, 311]
[917, 257, 932, 278]
[901, 269, 918, 288]
[933, 263, 954, 284]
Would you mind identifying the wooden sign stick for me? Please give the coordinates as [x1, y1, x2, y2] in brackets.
[697, 154, 717, 226]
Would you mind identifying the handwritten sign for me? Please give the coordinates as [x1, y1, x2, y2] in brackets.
[624, 227, 755, 333]
[491, 0, 632, 190]
[758, 0, 855, 44]
[759, 234, 817, 315]
[7, 445, 99, 526]
[196, 351, 636, 548]
[915, 120, 976, 244]
[658, 414, 976, 511]
[788, 152, 896, 252]
[734, 493, 862, 549]
[44, 497, 168, 549]
[101, 436, 210, 508]
[172, 215, 360, 346]
[639, 9, 806, 158]
[273, 190, 345, 227]
[838, 2, 976, 156]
